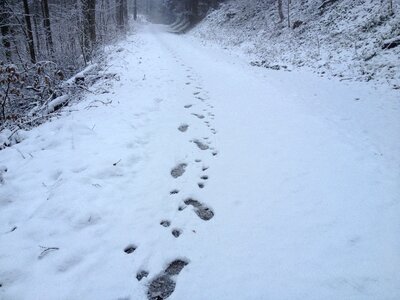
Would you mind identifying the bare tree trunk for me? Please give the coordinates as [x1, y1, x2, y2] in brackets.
[32, 1, 42, 59]
[89, 0, 96, 43]
[123, 0, 128, 27]
[33, 13, 41, 58]
[133, 0, 137, 20]
[116, 0, 124, 30]
[277, 0, 284, 23]
[22, 0, 36, 63]
[41, 0, 54, 55]
[83, 0, 90, 58]
[287, 0, 291, 28]
[0, 2, 12, 61]
[82, 0, 96, 60]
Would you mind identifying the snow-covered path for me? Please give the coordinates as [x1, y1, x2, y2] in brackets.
[1, 24, 399, 300]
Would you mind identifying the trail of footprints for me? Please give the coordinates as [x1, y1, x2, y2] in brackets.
[167, 70, 218, 226]
[147, 259, 189, 300]
[123, 56, 218, 299]
[148, 65, 219, 299]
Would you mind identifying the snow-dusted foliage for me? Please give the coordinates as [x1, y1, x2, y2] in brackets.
[192, 0, 400, 86]
[0, 0, 134, 145]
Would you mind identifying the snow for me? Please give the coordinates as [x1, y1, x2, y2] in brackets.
[382, 34, 400, 48]
[0, 23, 399, 300]
[64, 64, 99, 86]
[44, 95, 70, 114]
[192, 0, 400, 87]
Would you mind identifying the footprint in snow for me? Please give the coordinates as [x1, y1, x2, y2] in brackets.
[124, 244, 137, 254]
[183, 198, 214, 221]
[193, 140, 209, 150]
[160, 220, 171, 227]
[171, 229, 182, 238]
[147, 259, 189, 300]
[171, 164, 187, 178]
[178, 124, 189, 132]
[184, 104, 192, 109]
[137, 270, 149, 281]
[170, 189, 179, 195]
[192, 113, 205, 119]
[165, 259, 188, 275]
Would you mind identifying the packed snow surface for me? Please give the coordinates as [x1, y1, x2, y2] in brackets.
[0, 24, 399, 300]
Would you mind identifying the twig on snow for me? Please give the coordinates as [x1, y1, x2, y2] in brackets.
[113, 159, 122, 166]
[38, 246, 59, 259]
[14, 147, 26, 159]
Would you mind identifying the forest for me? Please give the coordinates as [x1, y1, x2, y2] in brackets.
[0, 0, 222, 131]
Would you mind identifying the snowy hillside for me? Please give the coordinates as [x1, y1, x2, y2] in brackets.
[192, 0, 400, 87]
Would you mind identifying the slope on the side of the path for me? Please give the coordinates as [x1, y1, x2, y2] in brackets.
[192, 0, 400, 87]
